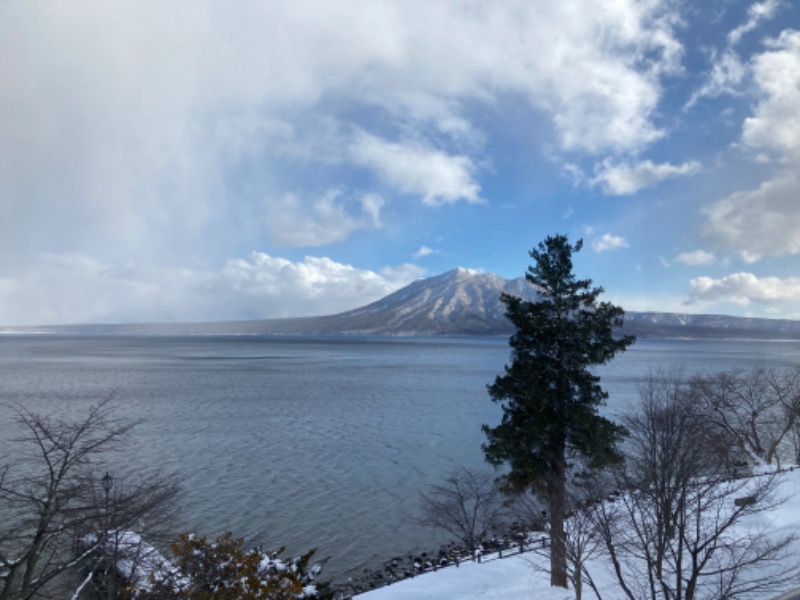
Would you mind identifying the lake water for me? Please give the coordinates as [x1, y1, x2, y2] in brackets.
[1, 335, 800, 581]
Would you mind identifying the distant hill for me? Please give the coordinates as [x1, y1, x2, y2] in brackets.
[622, 311, 800, 340]
[5, 268, 800, 340]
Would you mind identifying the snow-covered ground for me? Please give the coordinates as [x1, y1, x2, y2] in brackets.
[357, 469, 800, 600]
[356, 551, 574, 600]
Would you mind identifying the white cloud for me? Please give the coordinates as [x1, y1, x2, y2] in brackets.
[728, 0, 784, 46]
[220, 253, 419, 309]
[688, 272, 800, 307]
[687, 2, 785, 117]
[341, 1, 681, 156]
[674, 250, 715, 266]
[349, 132, 481, 205]
[373, 92, 484, 149]
[741, 30, 800, 158]
[378, 263, 427, 283]
[685, 49, 747, 108]
[704, 171, 800, 262]
[413, 246, 435, 260]
[592, 233, 629, 253]
[265, 190, 383, 247]
[592, 159, 701, 195]
[0, 251, 423, 326]
[702, 31, 800, 263]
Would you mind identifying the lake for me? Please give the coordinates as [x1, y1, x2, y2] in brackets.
[2, 335, 800, 581]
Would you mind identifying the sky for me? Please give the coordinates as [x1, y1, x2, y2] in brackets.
[3, 0, 800, 326]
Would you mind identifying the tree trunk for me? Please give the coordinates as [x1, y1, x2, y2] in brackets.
[549, 453, 568, 588]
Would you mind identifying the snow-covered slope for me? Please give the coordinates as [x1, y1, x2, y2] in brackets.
[622, 311, 800, 339]
[357, 469, 800, 600]
[321, 268, 534, 335]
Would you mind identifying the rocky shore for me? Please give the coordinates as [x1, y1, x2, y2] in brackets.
[331, 524, 548, 598]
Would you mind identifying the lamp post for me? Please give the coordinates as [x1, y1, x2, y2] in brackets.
[101, 472, 113, 512]
[101, 472, 114, 599]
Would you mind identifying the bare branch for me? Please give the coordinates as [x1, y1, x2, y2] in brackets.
[591, 369, 800, 599]
[0, 397, 179, 600]
[416, 468, 505, 556]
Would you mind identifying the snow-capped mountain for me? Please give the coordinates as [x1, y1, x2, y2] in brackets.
[319, 268, 532, 335]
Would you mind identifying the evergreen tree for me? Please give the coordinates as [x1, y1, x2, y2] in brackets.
[483, 234, 634, 588]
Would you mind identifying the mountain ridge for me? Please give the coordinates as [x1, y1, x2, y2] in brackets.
[3, 268, 800, 340]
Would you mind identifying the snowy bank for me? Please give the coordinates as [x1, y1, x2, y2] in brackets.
[358, 469, 800, 600]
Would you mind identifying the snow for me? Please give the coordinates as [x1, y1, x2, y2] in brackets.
[357, 468, 800, 600]
[80, 529, 181, 590]
[112, 531, 181, 589]
[357, 552, 574, 600]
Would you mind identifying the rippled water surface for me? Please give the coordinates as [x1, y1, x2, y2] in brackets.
[2, 335, 799, 580]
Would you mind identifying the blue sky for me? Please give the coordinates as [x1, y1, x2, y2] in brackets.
[2, 0, 800, 326]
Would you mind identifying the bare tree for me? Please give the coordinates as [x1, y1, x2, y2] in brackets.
[416, 468, 505, 557]
[590, 371, 798, 599]
[564, 507, 605, 600]
[691, 366, 800, 468]
[0, 397, 180, 600]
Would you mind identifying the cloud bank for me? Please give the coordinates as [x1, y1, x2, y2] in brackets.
[688, 272, 800, 309]
[0, 253, 425, 326]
